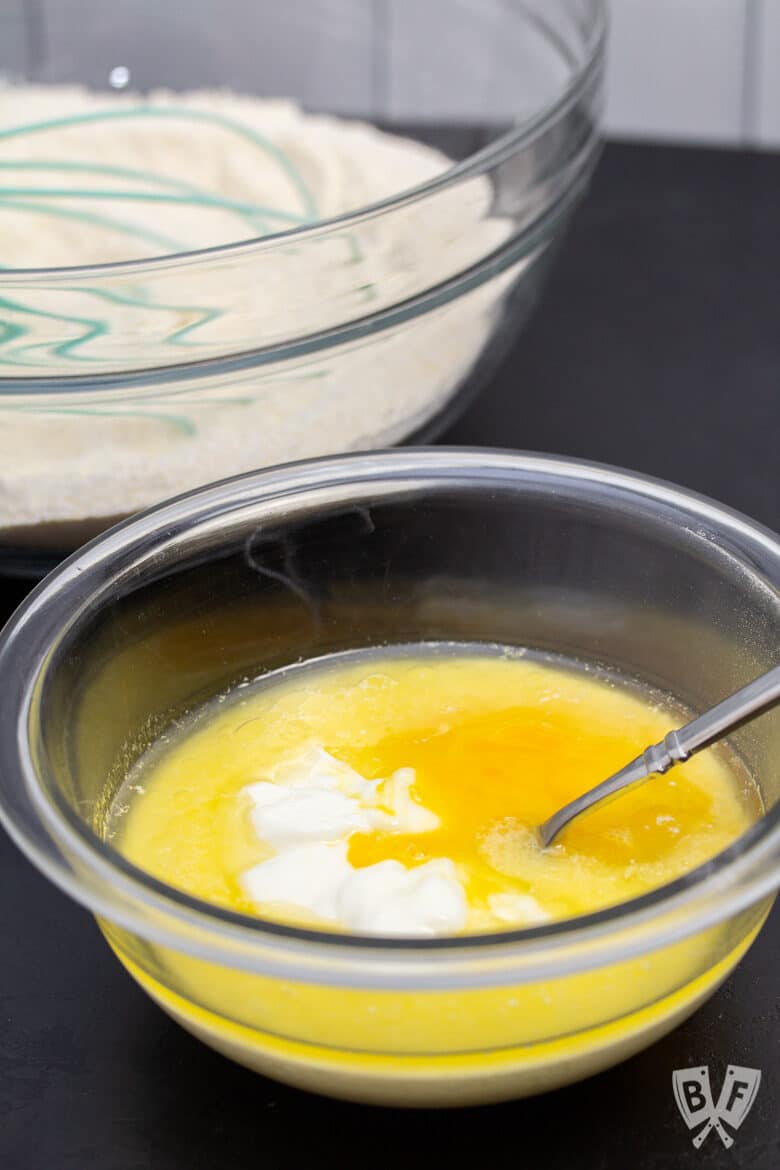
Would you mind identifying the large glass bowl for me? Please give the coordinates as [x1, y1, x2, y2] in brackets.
[0, 0, 605, 572]
[0, 449, 778, 1107]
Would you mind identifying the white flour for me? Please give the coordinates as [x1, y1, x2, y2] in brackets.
[0, 87, 521, 543]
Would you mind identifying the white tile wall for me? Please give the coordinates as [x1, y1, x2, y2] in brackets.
[0, 1, 30, 76]
[604, 0, 749, 143]
[605, 0, 780, 148]
[383, 0, 573, 122]
[35, 0, 375, 112]
[751, 0, 780, 145]
[2, 0, 780, 148]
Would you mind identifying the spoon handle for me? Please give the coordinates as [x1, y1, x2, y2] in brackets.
[670, 661, 780, 759]
[539, 663, 780, 847]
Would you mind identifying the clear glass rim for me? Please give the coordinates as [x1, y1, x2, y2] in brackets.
[0, 2, 607, 283]
[0, 188, 582, 394]
[1, 447, 778, 987]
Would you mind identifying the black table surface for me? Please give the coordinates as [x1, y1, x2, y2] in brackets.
[1, 140, 778, 1169]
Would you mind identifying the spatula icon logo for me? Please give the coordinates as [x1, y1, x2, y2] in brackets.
[673, 1065, 761, 1148]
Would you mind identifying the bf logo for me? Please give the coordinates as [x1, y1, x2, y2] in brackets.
[673, 1065, 761, 1148]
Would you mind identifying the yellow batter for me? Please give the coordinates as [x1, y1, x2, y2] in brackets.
[102, 647, 767, 1104]
[112, 649, 755, 933]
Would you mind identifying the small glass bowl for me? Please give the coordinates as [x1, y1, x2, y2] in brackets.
[1, 448, 778, 1106]
[0, 0, 605, 570]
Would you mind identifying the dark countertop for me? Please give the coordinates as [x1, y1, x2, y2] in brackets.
[1, 140, 778, 1169]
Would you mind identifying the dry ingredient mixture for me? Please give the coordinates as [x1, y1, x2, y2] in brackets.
[0, 87, 517, 544]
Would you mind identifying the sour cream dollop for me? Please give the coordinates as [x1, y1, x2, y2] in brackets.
[240, 747, 468, 935]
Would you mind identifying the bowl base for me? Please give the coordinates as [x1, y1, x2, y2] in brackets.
[112, 928, 760, 1108]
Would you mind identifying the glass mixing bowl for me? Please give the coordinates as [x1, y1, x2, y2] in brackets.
[0, 449, 778, 1107]
[0, 0, 605, 572]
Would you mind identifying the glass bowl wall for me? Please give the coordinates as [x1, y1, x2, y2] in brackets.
[0, 1, 605, 572]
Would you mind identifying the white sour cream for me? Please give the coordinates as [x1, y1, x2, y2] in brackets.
[240, 747, 467, 935]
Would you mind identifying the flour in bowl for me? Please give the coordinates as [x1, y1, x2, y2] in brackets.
[0, 86, 527, 545]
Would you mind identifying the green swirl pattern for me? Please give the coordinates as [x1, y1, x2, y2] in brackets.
[0, 102, 329, 399]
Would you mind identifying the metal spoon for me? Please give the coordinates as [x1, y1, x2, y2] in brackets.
[539, 663, 780, 848]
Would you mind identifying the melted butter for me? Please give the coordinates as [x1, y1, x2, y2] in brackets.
[112, 648, 757, 933]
